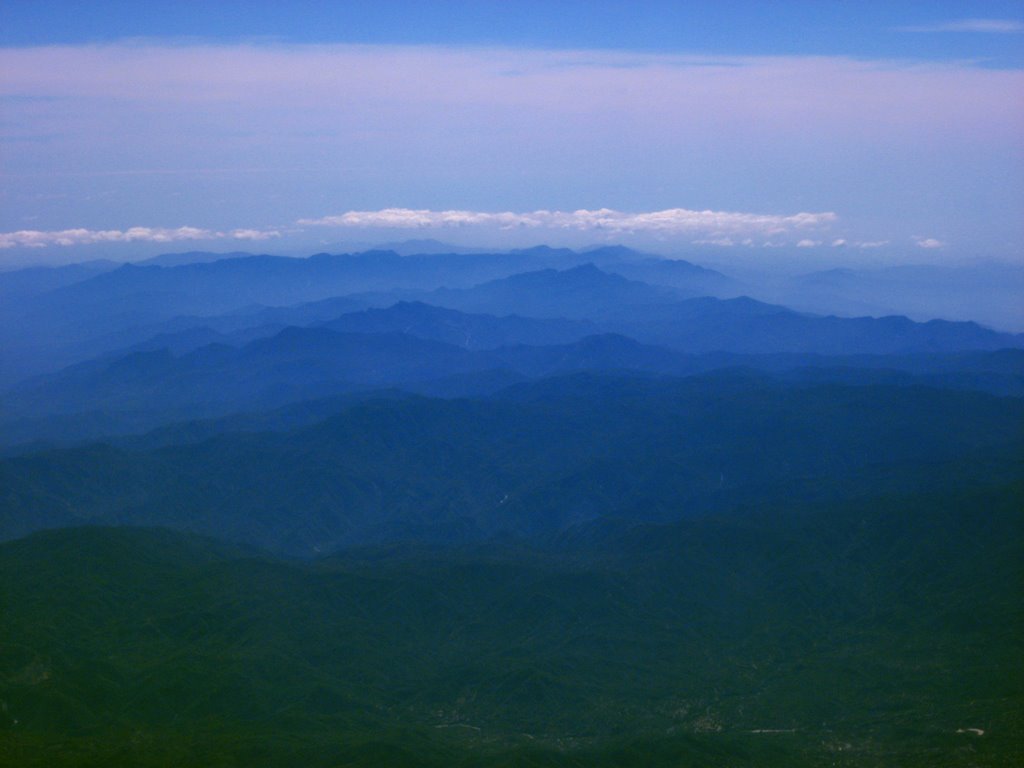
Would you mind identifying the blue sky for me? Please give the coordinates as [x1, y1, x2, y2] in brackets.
[4, 1, 1024, 64]
[1, 1, 1022, 266]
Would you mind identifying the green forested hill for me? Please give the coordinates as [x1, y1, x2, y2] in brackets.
[2, 480, 1021, 767]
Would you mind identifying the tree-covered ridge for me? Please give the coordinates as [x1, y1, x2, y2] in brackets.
[4, 375, 1022, 553]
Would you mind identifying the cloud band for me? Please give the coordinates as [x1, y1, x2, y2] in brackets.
[0, 207, 838, 250]
[0, 226, 280, 249]
[298, 207, 837, 238]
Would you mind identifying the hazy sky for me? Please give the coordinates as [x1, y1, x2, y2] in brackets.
[1, 1, 1022, 266]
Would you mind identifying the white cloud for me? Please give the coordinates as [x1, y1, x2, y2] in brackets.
[798, 237, 889, 249]
[230, 229, 280, 241]
[298, 207, 837, 240]
[901, 18, 1024, 33]
[693, 237, 736, 247]
[1, 207, 834, 250]
[0, 226, 279, 249]
[914, 237, 945, 249]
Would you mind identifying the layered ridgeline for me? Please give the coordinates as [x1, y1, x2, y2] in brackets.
[1, 246, 1022, 766]
[3, 259, 1022, 447]
[0, 246, 1017, 389]
[0, 246, 731, 387]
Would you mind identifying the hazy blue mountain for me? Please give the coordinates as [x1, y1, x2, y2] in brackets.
[5, 251, 1020, 392]
[4, 296, 385, 396]
[135, 250, 258, 267]
[509, 243, 579, 257]
[35, 253, 400, 319]
[3, 374, 1020, 553]
[487, 333, 691, 377]
[603, 256, 739, 296]
[397, 265, 1022, 354]
[320, 301, 599, 350]
[424, 262, 682, 318]
[87, 297, 1024, 400]
[0, 249, 616, 385]
[761, 262, 1024, 333]
[35, 248, 606, 322]
[0, 328, 694, 444]
[5, 313, 1024, 448]
[372, 238, 482, 255]
[720, 347, 1024, 397]
[4, 254, 1021, 449]
[0, 258, 121, 299]
[609, 295, 1024, 355]
[579, 243, 651, 261]
[4, 329, 481, 421]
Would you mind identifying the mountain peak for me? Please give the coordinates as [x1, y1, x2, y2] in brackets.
[579, 244, 648, 261]
[509, 245, 577, 258]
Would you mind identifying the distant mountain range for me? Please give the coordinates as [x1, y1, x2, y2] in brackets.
[2, 247, 1022, 451]
[419, 262, 681, 318]
[135, 250, 261, 268]
[0, 247, 655, 385]
[608, 295, 1023, 354]
[4, 245, 1018, 388]
[760, 261, 1024, 333]
[4, 285, 1023, 447]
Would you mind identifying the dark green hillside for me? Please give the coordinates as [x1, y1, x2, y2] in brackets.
[1, 481, 1021, 766]
[3, 376, 1022, 553]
